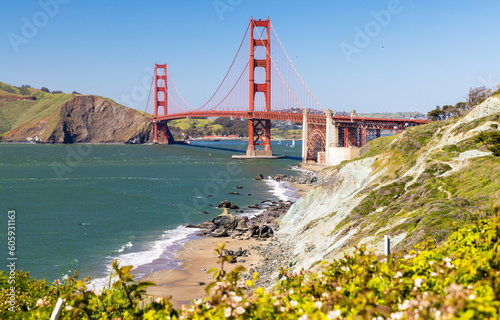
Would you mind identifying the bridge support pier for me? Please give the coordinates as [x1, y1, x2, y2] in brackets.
[153, 121, 174, 144]
[246, 119, 272, 157]
[301, 109, 308, 163]
[324, 109, 338, 165]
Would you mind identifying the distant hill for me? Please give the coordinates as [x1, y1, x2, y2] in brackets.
[357, 111, 427, 119]
[0, 81, 153, 143]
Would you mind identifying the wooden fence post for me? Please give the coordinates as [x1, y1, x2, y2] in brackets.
[50, 297, 65, 320]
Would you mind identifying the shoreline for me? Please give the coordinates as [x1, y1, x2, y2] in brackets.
[142, 175, 316, 307]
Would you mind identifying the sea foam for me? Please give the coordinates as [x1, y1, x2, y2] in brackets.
[90, 226, 199, 289]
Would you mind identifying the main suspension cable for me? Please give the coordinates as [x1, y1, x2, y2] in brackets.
[195, 23, 250, 111]
[252, 20, 303, 111]
[270, 22, 325, 113]
[166, 65, 195, 111]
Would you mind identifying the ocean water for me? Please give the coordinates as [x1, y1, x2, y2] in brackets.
[0, 140, 302, 285]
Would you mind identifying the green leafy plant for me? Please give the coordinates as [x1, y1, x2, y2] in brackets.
[2, 206, 500, 319]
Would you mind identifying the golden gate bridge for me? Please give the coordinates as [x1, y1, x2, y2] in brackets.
[145, 18, 428, 164]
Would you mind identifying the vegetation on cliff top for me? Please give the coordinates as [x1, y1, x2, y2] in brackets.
[0, 82, 76, 138]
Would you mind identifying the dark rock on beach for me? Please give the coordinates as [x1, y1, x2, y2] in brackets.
[212, 211, 237, 230]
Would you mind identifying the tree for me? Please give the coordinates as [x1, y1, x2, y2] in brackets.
[72, 91, 81, 95]
[492, 83, 500, 96]
[185, 127, 196, 137]
[442, 104, 462, 118]
[465, 86, 491, 111]
[40, 87, 50, 93]
[18, 87, 31, 95]
[428, 106, 444, 121]
[455, 102, 466, 112]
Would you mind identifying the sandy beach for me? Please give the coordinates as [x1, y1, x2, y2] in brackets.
[143, 236, 264, 307]
[142, 173, 317, 308]
[288, 181, 314, 197]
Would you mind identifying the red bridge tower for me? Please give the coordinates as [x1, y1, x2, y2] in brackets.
[153, 63, 173, 144]
[247, 18, 272, 157]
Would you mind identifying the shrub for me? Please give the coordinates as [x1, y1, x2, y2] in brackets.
[475, 131, 500, 156]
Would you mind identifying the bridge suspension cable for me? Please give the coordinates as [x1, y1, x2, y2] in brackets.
[208, 63, 249, 111]
[195, 24, 250, 111]
[148, 18, 327, 116]
[270, 22, 324, 113]
[144, 71, 155, 114]
[250, 20, 324, 114]
[166, 65, 195, 112]
[251, 19, 303, 113]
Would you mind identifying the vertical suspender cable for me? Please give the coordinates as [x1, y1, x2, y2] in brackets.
[270, 22, 324, 114]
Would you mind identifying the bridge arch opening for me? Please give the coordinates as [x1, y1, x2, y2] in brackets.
[306, 128, 326, 162]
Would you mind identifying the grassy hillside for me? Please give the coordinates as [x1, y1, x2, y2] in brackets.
[0, 81, 26, 96]
[0, 92, 74, 137]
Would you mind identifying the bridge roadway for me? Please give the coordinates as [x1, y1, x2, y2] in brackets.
[151, 110, 429, 129]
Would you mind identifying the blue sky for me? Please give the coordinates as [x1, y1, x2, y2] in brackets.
[1, 0, 499, 114]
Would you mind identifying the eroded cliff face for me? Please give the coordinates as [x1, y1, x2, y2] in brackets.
[2, 95, 153, 143]
[279, 96, 500, 274]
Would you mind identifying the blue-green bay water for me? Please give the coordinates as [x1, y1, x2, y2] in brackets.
[0, 141, 302, 285]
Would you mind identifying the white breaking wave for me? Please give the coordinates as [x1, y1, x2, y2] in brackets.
[90, 226, 199, 289]
[264, 178, 300, 202]
[115, 241, 133, 253]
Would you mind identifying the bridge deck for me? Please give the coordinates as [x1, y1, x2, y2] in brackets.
[152, 110, 429, 127]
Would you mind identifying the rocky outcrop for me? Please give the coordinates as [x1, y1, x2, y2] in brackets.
[270, 171, 320, 185]
[196, 200, 294, 239]
[2, 95, 153, 143]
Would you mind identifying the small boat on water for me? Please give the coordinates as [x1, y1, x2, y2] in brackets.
[290, 139, 295, 147]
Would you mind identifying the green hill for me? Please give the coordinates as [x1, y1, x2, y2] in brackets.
[358, 111, 427, 119]
[0, 81, 75, 137]
[0, 82, 153, 143]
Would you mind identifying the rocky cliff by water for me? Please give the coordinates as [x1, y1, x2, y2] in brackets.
[278, 95, 500, 274]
